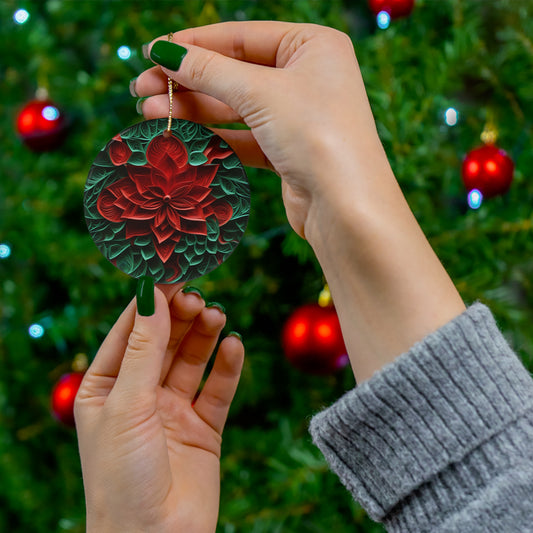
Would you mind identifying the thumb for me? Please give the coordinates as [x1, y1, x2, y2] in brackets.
[113, 279, 170, 395]
[148, 40, 265, 119]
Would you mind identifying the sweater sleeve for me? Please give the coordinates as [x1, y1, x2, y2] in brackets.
[308, 303, 533, 533]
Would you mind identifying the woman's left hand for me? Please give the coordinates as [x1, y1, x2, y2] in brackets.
[75, 284, 244, 533]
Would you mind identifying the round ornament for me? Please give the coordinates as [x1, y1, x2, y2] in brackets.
[51, 372, 84, 426]
[84, 118, 250, 283]
[462, 144, 514, 198]
[368, 0, 415, 18]
[282, 303, 348, 375]
[16, 98, 67, 151]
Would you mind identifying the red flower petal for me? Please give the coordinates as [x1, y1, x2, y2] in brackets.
[154, 208, 167, 227]
[128, 166, 154, 195]
[106, 176, 135, 199]
[154, 239, 176, 263]
[181, 218, 207, 235]
[203, 137, 234, 164]
[97, 189, 123, 222]
[192, 165, 219, 188]
[171, 186, 214, 210]
[152, 222, 176, 244]
[166, 209, 182, 231]
[122, 203, 156, 220]
[125, 220, 151, 239]
[146, 134, 188, 174]
[211, 199, 233, 226]
[109, 139, 132, 166]
[179, 205, 207, 221]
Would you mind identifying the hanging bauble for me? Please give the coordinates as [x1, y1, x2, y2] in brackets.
[282, 303, 348, 375]
[16, 97, 67, 151]
[368, 0, 415, 19]
[462, 144, 514, 199]
[51, 372, 84, 426]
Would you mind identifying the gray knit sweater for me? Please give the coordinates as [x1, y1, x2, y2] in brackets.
[309, 303, 533, 532]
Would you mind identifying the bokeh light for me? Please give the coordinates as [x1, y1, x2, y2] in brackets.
[14, 9, 30, 24]
[117, 45, 132, 60]
[467, 189, 483, 210]
[0, 243, 11, 259]
[377, 11, 391, 29]
[28, 323, 45, 338]
[444, 107, 459, 126]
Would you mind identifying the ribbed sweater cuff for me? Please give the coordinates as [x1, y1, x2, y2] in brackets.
[309, 303, 533, 528]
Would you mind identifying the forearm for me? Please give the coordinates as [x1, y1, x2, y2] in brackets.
[304, 141, 465, 383]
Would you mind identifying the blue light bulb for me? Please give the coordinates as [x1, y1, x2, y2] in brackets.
[467, 189, 483, 210]
[29, 323, 45, 338]
[117, 46, 132, 60]
[377, 11, 391, 29]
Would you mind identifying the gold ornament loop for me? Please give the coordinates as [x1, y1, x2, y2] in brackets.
[166, 32, 179, 133]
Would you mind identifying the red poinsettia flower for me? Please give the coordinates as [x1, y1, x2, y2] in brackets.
[97, 133, 233, 263]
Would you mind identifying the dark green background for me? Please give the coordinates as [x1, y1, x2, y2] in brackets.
[2, 1, 533, 531]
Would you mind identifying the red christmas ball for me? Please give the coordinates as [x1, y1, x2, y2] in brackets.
[51, 372, 84, 426]
[368, 0, 415, 18]
[282, 303, 348, 375]
[462, 144, 514, 198]
[16, 99, 67, 151]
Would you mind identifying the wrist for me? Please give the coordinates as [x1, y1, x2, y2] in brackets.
[302, 148, 465, 382]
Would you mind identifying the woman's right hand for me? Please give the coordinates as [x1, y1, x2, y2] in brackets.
[134, 21, 465, 383]
[134, 21, 390, 242]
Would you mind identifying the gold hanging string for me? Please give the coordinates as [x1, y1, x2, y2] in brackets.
[166, 32, 177, 133]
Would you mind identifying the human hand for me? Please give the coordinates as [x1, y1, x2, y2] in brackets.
[134, 22, 464, 384]
[133, 21, 389, 242]
[75, 281, 244, 533]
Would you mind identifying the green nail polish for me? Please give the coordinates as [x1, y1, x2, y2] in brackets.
[206, 302, 226, 314]
[182, 286, 204, 299]
[136, 276, 155, 316]
[228, 331, 242, 342]
[150, 41, 188, 71]
[129, 77, 138, 97]
[136, 98, 146, 115]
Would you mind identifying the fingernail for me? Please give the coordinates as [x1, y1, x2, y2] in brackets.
[228, 331, 242, 342]
[136, 98, 146, 115]
[206, 302, 226, 314]
[150, 41, 188, 71]
[182, 286, 204, 299]
[142, 43, 150, 59]
[136, 276, 155, 316]
[129, 77, 138, 97]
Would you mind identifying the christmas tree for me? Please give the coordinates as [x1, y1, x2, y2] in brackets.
[2, 1, 533, 531]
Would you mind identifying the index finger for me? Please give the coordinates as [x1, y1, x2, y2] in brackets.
[152, 20, 296, 67]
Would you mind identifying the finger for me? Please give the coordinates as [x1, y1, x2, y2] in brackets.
[156, 282, 185, 302]
[133, 65, 172, 96]
[141, 92, 243, 124]
[163, 21, 295, 66]
[193, 335, 244, 434]
[159, 288, 206, 384]
[163, 305, 226, 400]
[147, 39, 269, 119]
[113, 287, 171, 395]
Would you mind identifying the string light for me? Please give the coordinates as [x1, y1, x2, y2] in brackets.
[14, 9, 30, 24]
[376, 11, 391, 29]
[117, 45, 132, 60]
[444, 107, 459, 126]
[42, 105, 60, 121]
[467, 189, 483, 210]
[28, 323, 45, 338]
[0, 243, 11, 259]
